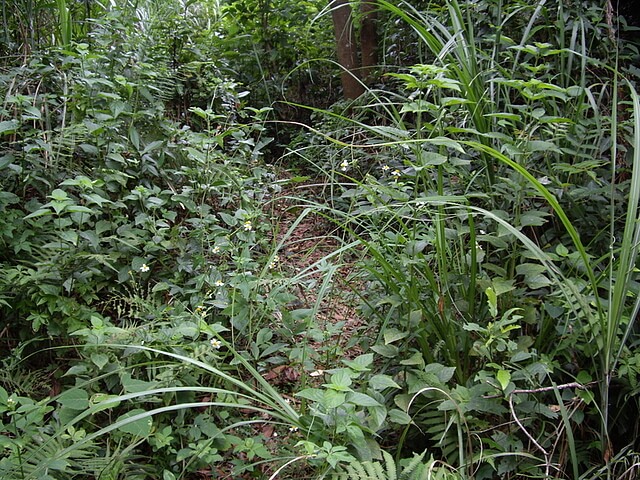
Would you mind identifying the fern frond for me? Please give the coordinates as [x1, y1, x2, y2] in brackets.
[364, 459, 384, 479]
[333, 449, 461, 480]
[398, 450, 427, 479]
[382, 450, 397, 480]
[349, 459, 370, 479]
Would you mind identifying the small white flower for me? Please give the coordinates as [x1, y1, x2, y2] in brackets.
[269, 254, 279, 269]
[309, 369, 324, 377]
[391, 169, 401, 177]
[340, 160, 349, 171]
[210, 338, 222, 349]
[140, 264, 150, 273]
[243, 220, 253, 231]
[289, 426, 299, 433]
[212, 246, 221, 254]
[382, 165, 390, 172]
[538, 176, 551, 185]
[214, 280, 224, 287]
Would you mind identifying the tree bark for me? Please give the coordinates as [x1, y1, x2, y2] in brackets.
[330, 0, 365, 99]
[360, 1, 378, 84]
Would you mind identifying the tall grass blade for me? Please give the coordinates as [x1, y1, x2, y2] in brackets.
[54, 0, 72, 47]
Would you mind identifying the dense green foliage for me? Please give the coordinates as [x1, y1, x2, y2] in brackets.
[2, 0, 640, 478]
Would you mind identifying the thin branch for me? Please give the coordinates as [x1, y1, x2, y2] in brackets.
[483, 381, 590, 400]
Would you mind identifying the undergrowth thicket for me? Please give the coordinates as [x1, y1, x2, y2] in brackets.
[1, 0, 640, 479]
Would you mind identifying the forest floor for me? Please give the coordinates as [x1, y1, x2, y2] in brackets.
[269, 176, 367, 362]
[212, 176, 368, 478]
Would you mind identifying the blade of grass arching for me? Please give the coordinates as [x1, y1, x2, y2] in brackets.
[54, 0, 72, 47]
[376, 0, 496, 186]
[62, 386, 298, 427]
[117, 345, 301, 420]
[262, 205, 316, 278]
[441, 0, 496, 186]
[566, 17, 588, 90]
[284, 59, 409, 128]
[609, 82, 640, 373]
[552, 383, 580, 479]
[23, 366, 302, 476]
[306, 262, 339, 382]
[512, 0, 548, 68]
[598, 54, 622, 456]
[465, 209, 477, 338]
[604, 62, 620, 394]
[34, 406, 281, 477]
[293, 195, 465, 372]
[374, 0, 447, 62]
[466, 139, 603, 324]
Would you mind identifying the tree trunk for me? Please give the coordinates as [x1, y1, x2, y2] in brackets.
[360, 1, 378, 84]
[330, 0, 364, 99]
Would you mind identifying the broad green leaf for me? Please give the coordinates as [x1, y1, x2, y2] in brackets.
[219, 212, 237, 226]
[120, 373, 157, 394]
[49, 189, 69, 201]
[577, 389, 594, 405]
[424, 363, 456, 383]
[24, 208, 53, 219]
[21, 105, 42, 120]
[420, 151, 448, 166]
[57, 389, 89, 410]
[516, 263, 553, 289]
[296, 388, 324, 403]
[399, 351, 425, 368]
[129, 125, 140, 150]
[383, 328, 409, 344]
[116, 409, 152, 437]
[576, 371, 592, 384]
[426, 136, 465, 153]
[175, 322, 198, 339]
[90, 393, 121, 412]
[0, 386, 7, 404]
[492, 278, 516, 296]
[91, 353, 109, 369]
[369, 374, 401, 390]
[371, 344, 399, 358]
[152, 282, 170, 292]
[388, 409, 413, 425]
[163, 471, 177, 480]
[143, 140, 164, 154]
[324, 370, 352, 391]
[342, 353, 373, 372]
[485, 286, 498, 317]
[520, 211, 549, 227]
[347, 392, 382, 407]
[368, 405, 387, 431]
[0, 154, 15, 169]
[0, 120, 19, 135]
[59, 230, 78, 245]
[322, 389, 346, 409]
[400, 99, 437, 113]
[82, 193, 112, 206]
[496, 369, 511, 391]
